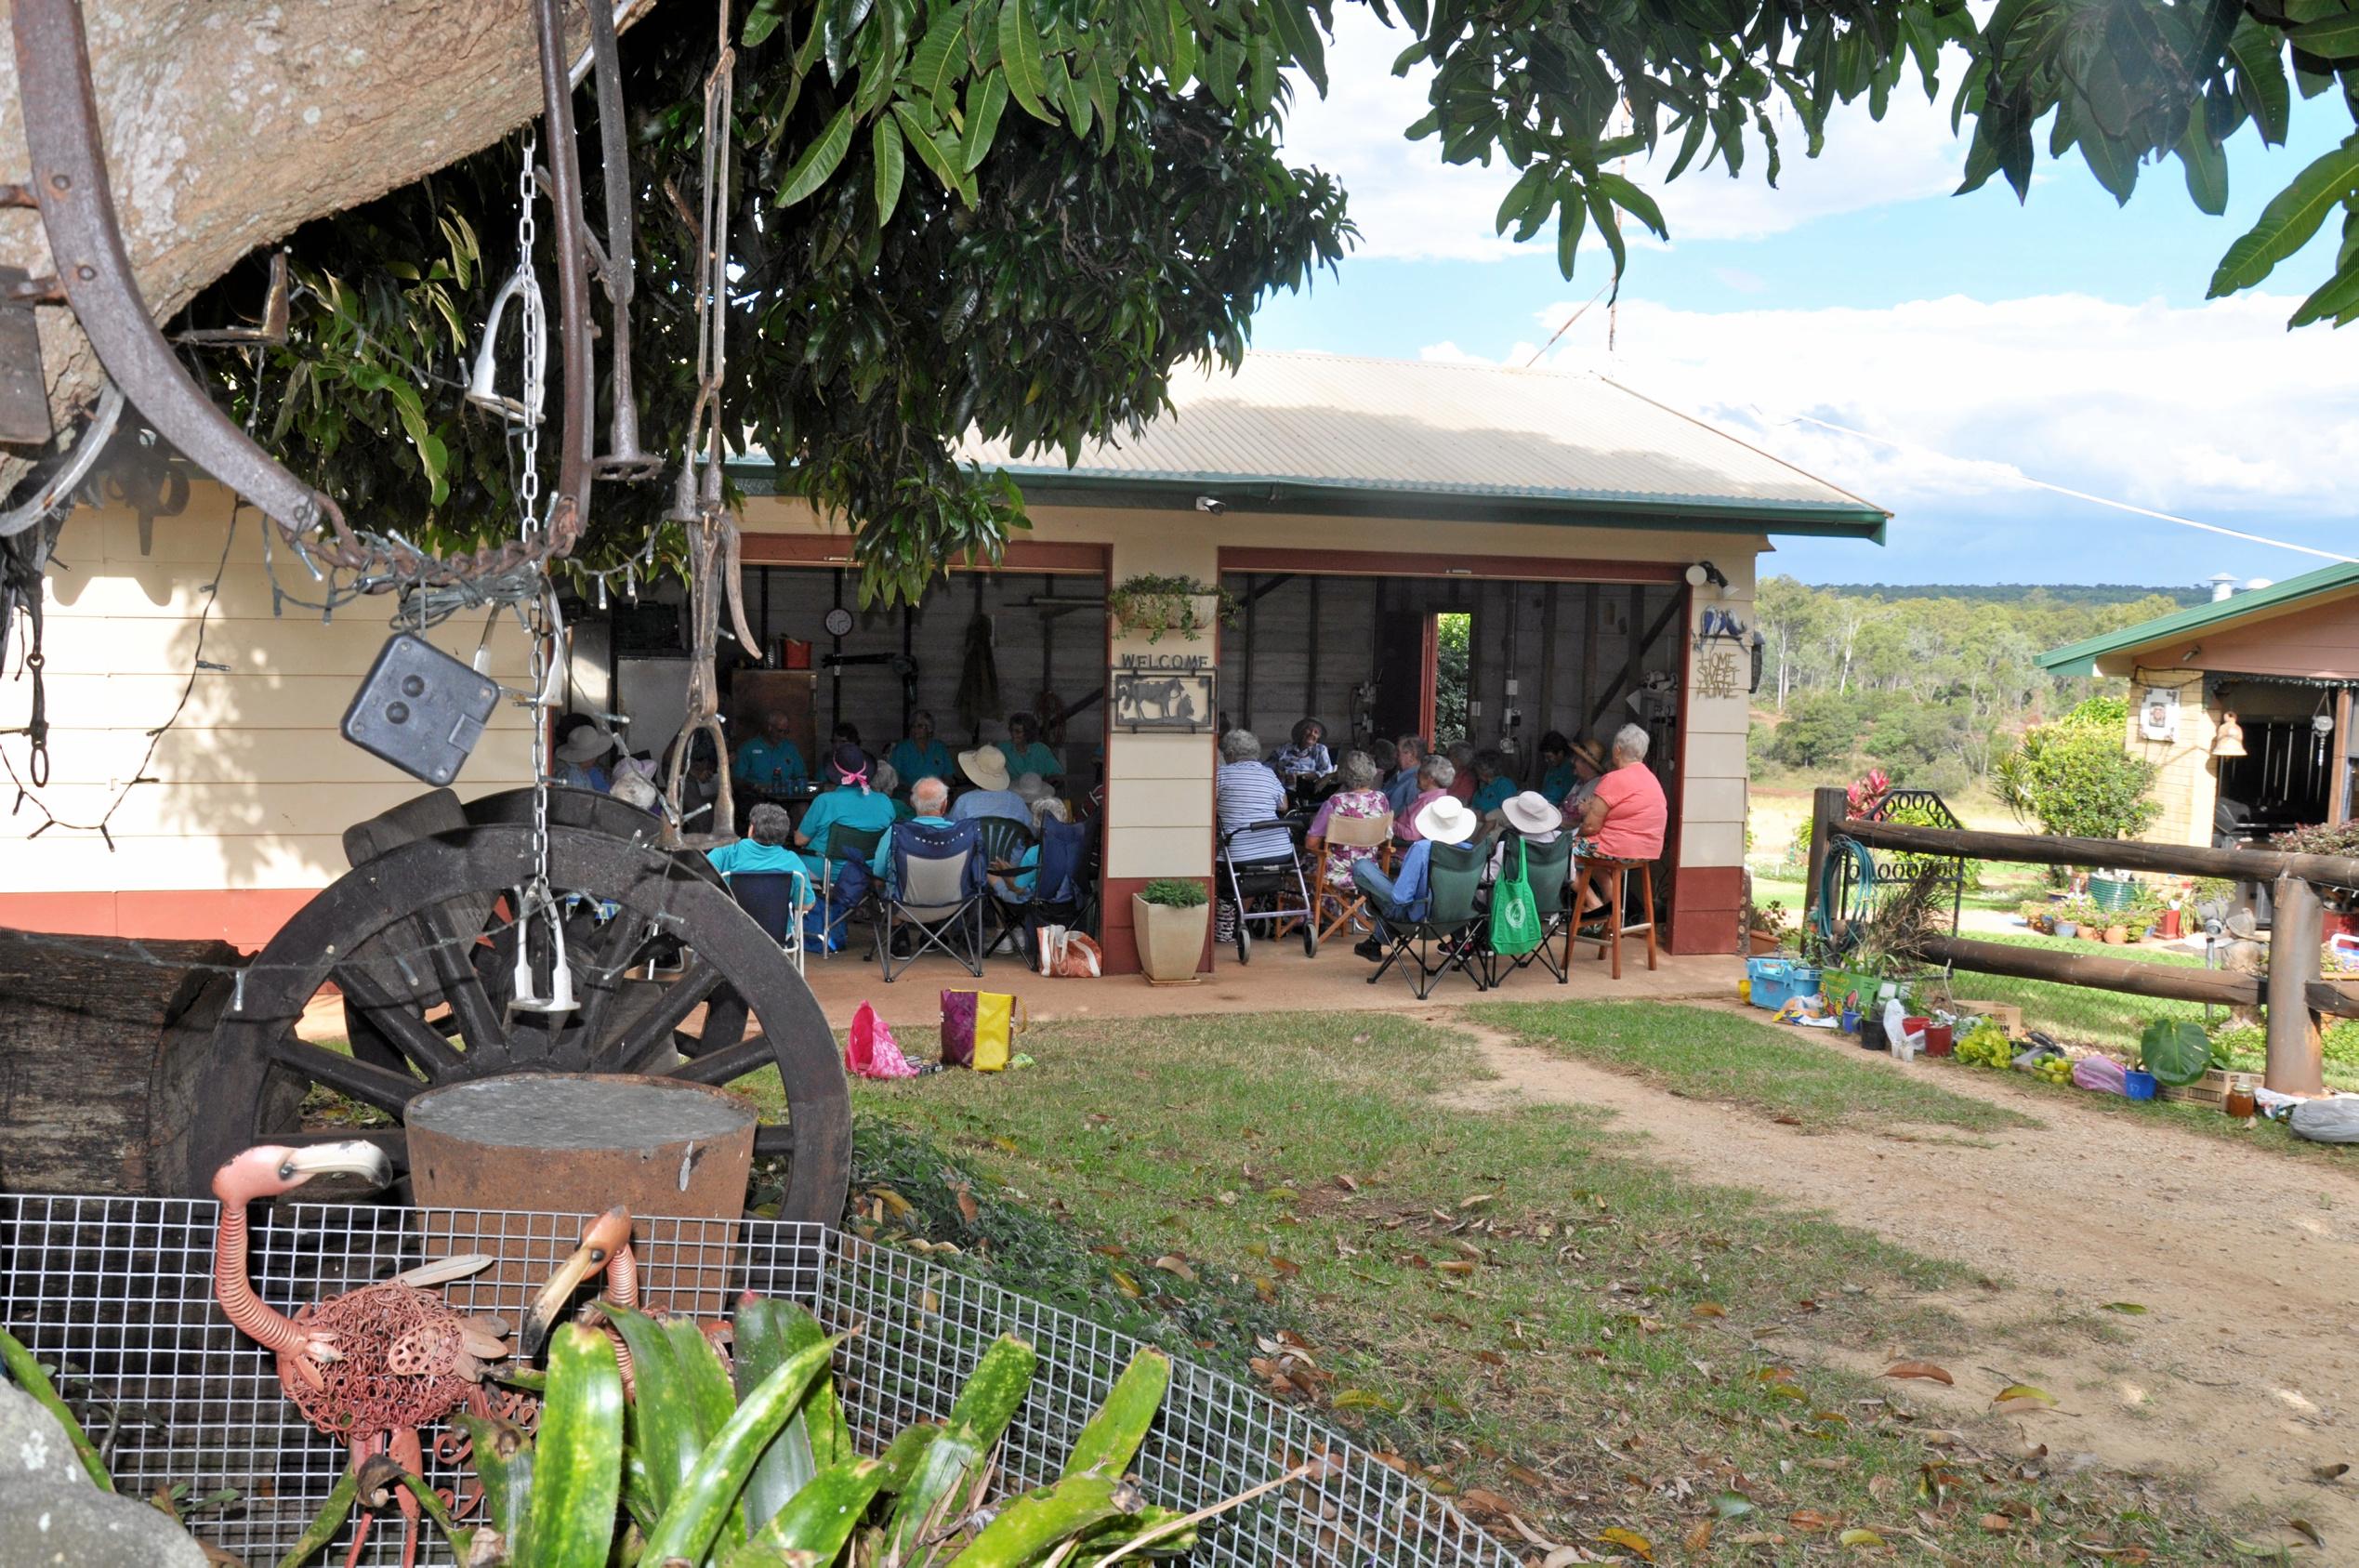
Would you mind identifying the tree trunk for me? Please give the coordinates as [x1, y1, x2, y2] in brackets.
[1, 0, 641, 469]
[0, 926, 242, 1194]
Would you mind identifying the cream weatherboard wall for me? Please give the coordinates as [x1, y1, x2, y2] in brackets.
[0, 482, 537, 945]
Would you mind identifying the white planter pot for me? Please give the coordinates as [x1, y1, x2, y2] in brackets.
[1133, 894, 1209, 983]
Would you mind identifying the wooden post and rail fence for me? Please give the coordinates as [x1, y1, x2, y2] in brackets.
[1804, 786, 2359, 1096]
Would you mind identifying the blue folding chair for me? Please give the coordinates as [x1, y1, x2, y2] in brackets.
[727, 869, 813, 975]
[1029, 815, 1100, 947]
[879, 819, 987, 982]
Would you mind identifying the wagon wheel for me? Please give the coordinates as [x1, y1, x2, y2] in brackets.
[194, 823, 850, 1223]
[462, 785, 719, 880]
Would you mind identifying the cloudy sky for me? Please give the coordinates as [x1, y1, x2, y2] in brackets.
[1248, 12, 2359, 588]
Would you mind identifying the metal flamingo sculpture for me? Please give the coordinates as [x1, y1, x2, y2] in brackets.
[520, 1206, 734, 1388]
[211, 1143, 511, 1568]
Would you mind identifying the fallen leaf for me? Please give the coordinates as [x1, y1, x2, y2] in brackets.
[1691, 1302, 1727, 1318]
[1710, 1491, 1756, 1520]
[1337, 1174, 1360, 1192]
[1884, 1361, 1955, 1386]
[1435, 1259, 1476, 1276]
[990, 1136, 1020, 1153]
[954, 1186, 980, 1226]
[1331, 1388, 1397, 1413]
[1773, 1114, 1803, 1126]
[2290, 1519, 2325, 1548]
[1979, 1513, 2014, 1533]
[1787, 1509, 1838, 1533]
[1683, 1518, 1714, 1553]
[1596, 1525, 1654, 1560]
[1152, 1255, 1197, 1282]
[1991, 1383, 2058, 1410]
[2314, 1464, 2350, 1483]
[1543, 1549, 1585, 1568]
[1457, 1487, 1515, 1517]
[1838, 1527, 1886, 1548]
[2101, 1301, 2147, 1314]
[1109, 1269, 1142, 1298]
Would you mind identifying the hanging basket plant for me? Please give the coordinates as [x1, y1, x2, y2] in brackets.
[1106, 574, 1238, 643]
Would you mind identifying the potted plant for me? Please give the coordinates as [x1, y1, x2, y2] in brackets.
[1134, 877, 1210, 982]
[1746, 898, 1790, 955]
[1106, 574, 1237, 643]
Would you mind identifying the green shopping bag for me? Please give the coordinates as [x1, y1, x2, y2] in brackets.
[1488, 837, 1543, 957]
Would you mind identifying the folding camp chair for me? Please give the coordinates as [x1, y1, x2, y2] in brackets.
[973, 814, 1038, 958]
[727, 869, 815, 977]
[1484, 832, 1575, 986]
[822, 823, 888, 958]
[878, 818, 987, 982]
[1028, 815, 1100, 948]
[1311, 810, 1393, 943]
[1367, 839, 1489, 998]
[1218, 816, 1318, 963]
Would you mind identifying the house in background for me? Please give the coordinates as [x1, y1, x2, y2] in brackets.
[2038, 560, 2359, 851]
[4, 351, 1891, 975]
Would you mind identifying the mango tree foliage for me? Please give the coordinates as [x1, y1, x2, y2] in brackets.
[177, 0, 2359, 604]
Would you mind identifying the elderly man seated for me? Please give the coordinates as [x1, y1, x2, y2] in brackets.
[864, 775, 958, 901]
[1351, 795, 1480, 959]
[1575, 723, 1669, 914]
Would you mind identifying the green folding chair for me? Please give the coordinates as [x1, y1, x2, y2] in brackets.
[1486, 832, 1575, 986]
[1367, 839, 1490, 999]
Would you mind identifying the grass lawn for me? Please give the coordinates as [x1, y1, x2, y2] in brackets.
[1472, 999, 2037, 1136]
[734, 1008, 2230, 1562]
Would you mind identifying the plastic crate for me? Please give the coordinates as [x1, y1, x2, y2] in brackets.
[1746, 956, 1821, 1010]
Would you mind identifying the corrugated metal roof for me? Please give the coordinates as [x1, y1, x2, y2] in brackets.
[2037, 560, 2359, 676]
[954, 350, 1888, 528]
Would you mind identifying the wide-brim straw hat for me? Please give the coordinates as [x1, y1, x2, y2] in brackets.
[1501, 790, 1563, 837]
[1414, 794, 1480, 845]
[958, 746, 1011, 791]
[555, 725, 616, 765]
[1012, 771, 1054, 803]
[1570, 737, 1608, 771]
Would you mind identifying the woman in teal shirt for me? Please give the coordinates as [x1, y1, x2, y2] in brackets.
[794, 743, 900, 878]
[1469, 749, 1515, 817]
[888, 710, 955, 794]
[998, 712, 1061, 784]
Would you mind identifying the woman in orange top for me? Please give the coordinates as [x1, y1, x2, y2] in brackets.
[1576, 723, 1667, 912]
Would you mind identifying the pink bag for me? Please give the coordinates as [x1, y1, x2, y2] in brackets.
[2072, 1054, 2127, 1094]
[845, 1002, 919, 1079]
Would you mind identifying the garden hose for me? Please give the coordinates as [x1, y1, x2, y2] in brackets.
[1812, 836, 1877, 955]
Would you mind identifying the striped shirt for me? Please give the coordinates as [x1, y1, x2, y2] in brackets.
[1217, 761, 1293, 863]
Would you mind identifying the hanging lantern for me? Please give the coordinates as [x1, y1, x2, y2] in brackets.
[2211, 710, 2247, 759]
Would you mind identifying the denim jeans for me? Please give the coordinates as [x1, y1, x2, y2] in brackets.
[1351, 859, 1414, 936]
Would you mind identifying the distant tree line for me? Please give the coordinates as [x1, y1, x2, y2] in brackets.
[1749, 579, 2194, 794]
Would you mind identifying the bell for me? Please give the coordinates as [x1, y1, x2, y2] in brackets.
[465, 267, 547, 426]
[509, 893, 579, 1014]
[2211, 710, 2247, 759]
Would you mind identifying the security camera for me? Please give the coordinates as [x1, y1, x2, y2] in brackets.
[1194, 495, 1227, 514]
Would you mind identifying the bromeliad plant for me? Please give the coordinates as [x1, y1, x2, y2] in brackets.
[302, 1295, 1188, 1567]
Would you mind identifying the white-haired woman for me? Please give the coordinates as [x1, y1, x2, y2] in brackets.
[1575, 723, 1668, 910]
[1215, 729, 1292, 943]
[1304, 749, 1390, 892]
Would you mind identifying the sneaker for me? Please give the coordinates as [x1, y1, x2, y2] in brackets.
[1354, 937, 1385, 962]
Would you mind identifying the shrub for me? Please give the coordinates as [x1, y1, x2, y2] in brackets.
[1138, 877, 1208, 908]
[1768, 692, 1865, 771]
[2326, 1020, 2359, 1067]
[2062, 694, 2129, 731]
[1995, 717, 2159, 841]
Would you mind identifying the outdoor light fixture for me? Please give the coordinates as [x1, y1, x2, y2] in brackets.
[1194, 494, 1227, 514]
[1684, 560, 1730, 595]
[2211, 710, 2247, 759]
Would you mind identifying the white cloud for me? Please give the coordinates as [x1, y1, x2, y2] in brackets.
[1429, 291, 2359, 538]
[1281, 8, 1971, 262]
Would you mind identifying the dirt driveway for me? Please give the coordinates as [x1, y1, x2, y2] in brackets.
[1437, 1007, 2359, 1544]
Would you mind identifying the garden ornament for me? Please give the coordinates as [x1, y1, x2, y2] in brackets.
[210, 1141, 511, 1568]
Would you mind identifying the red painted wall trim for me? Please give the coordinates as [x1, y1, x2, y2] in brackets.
[0, 889, 321, 953]
[1219, 547, 1685, 584]
[1668, 865, 1744, 955]
[739, 534, 1109, 573]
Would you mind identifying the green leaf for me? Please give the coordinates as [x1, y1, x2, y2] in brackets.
[450, 1415, 534, 1556]
[1495, 164, 1549, 237]
[744, 0, 790, 46]
[1593, 171, 1667, 239]
[1262, 0, 1326, 93]
[1584, 182, 1629, 283]
[943, 1473, 1136, 1564]
[2139, 1017, 2214, 1087]
[2287, 245, 2359, 326]
[893, 100, 978, 204]
[529, 1325, 626, 1568]
[777, 101, 858, 207]
[1059, 1349, 1170, 1479]
[997, 0, 1060, 124]
[2288, 12, 2359, 60]
[907, 0, 975, 109]
[728, 1458, 887, 1564]
[639, 1337, 844, 1568]
[1165, 0, 1199, 85]
[274, 1469, 363, 1568]
[873, 114, 907, 223]
[2177, 101, 2229, 217]
[598, 1300, 695, 1511]
[963, 71, 1009, 170]
[1554, 196, 1588, 277]
[2209, 137, 2359, 296]
[2228, 20, 2292, 145]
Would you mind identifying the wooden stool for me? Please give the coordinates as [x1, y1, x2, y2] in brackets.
[1570, 857, 1658, 980]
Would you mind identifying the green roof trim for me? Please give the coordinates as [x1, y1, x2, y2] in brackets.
[2036, 560, 2359, 676]
[724, 458, 1891, 541]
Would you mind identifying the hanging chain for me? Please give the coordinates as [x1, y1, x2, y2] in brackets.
[512, 130, 546, 538]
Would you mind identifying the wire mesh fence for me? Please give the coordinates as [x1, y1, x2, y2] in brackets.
[0, 1194, 1516, 1566]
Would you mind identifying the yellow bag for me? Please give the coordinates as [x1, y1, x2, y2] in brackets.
[940, 989, 1026, 1071]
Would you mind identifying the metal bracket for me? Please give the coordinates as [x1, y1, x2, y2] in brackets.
[172, 249, 289, 347]
[0, 266, 53, 443]
[10, 0, 336, 538]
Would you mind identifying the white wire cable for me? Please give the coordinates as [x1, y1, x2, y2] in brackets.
[1754, 404, 2357, 566]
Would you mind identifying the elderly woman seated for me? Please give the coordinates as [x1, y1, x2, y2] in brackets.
[1575, 723, 1669, 913]
[1393, 753, 1456, 844]
[1304, 749, 1390, 895]
[1272, 718, 1335, 792]
[705, 803, 808, 882]
[1214, 728, 1293, 942]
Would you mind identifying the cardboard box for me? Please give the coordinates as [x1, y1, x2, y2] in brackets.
[1951, 999, 2023, 1034]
